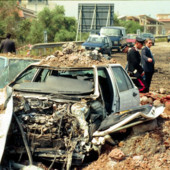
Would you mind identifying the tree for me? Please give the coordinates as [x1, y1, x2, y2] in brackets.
[28, 5, 77, 43]
[0, 0, 20, 37]
[119, 20, 143, 34]
[16, 19, 31, 43]
[113, 14, 120, 26]
[27, 20, 44, 44]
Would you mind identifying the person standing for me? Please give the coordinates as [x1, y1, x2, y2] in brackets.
[141, 38, 155, 92]
[0, 33, 16, 54]
[127, 37, 146, 93]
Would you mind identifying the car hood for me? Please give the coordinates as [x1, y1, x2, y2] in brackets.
[107, 36, 120, 41]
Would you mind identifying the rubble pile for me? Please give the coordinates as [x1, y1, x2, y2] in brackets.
[83, 92, 170, 170]
[140, 92, 170, 118]
[39, 42, 116, 67]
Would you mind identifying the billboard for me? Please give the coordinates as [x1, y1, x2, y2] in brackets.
[78, 3, 114, 33]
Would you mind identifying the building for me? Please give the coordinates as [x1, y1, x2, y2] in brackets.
[18, 0, 54, 13]
[17, 5, 36, 19]
[157, 14, 170, 34]
[139, 15, 164, 35]
[118, 15, 164, 35]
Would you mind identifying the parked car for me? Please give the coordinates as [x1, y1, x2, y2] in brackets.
[140, 33, 155, 45]
[167, 35, 170, 42]
[126, 34, 137, 47]
[100, 26, 127, 52]
[0, 56, 8, 72]
[82, 35, 112, 56]
[0, 63, 163, 168]
[0, 56, 39, 88]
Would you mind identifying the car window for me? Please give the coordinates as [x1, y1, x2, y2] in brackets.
[14, 66, 38, 84]
[100, 28, 121, 36]
[0, 58, 5, 68]
[111, 66, 133, 92]
[87, 37, 103, 43]
[8, 59, 38, 81]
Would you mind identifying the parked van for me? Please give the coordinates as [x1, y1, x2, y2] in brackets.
[100, 26, 127, 52]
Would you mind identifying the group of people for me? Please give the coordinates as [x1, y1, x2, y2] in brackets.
[122, 37, 155, 93]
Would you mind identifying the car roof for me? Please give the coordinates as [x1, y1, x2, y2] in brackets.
[101, 26, 125, 30]
[89, 34, 108, 38]
[30, 62, 121, 68]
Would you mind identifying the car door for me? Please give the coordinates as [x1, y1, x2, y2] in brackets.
[110, 65, 140, 111]
[103, 37, 110, 54]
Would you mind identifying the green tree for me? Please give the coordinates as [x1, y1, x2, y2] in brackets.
[0, 0, 20, 37]
[16, 19, 31, 43]
[27, 20, 44, 44]
[113, 14, 120, 26]
[28, 5, 77, 43]
[119, 20, 143, 34]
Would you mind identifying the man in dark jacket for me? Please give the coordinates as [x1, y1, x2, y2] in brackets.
[141, 38, 155, 92]
[127, 37, 146, 93]
[0, 33, 16, 54]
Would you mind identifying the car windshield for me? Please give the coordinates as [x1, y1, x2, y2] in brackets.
[141, 34, 153, 38]
[100, 28, 121, 36]
[87, 36, 104, 43]
[12, 66, 95, 95]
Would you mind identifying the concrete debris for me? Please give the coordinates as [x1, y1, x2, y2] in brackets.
[153, 99, 163, 107]
[39, 42, 116, 68]
[108, 148, 125, 161]
[160, 88, 166, 94]
[161, 101, 170, 119]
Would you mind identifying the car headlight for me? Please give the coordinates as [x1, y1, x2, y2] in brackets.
[95, 47, 101, 50]
[81, 46, 86, 49]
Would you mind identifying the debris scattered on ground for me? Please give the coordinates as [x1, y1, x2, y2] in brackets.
[83, 91, 170, 170]
[39, 42, 116, 67]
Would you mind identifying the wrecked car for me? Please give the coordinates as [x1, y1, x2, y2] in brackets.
[0, 62, 164, 169]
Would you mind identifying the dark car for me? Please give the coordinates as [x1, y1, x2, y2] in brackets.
[82, 35, 112, 56]
[100, 26, 127, 52]
[167, 35, 170, 42]
[140, 33, 155, 45]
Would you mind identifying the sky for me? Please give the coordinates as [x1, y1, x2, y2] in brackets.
[53, 0, 170, 19]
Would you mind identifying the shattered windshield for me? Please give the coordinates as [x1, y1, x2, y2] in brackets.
[12, 66, 95, 95]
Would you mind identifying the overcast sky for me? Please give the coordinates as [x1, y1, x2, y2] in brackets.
[53, 0, 170, 19]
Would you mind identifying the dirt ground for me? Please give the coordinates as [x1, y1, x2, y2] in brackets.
[82, 42, 170, 170]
